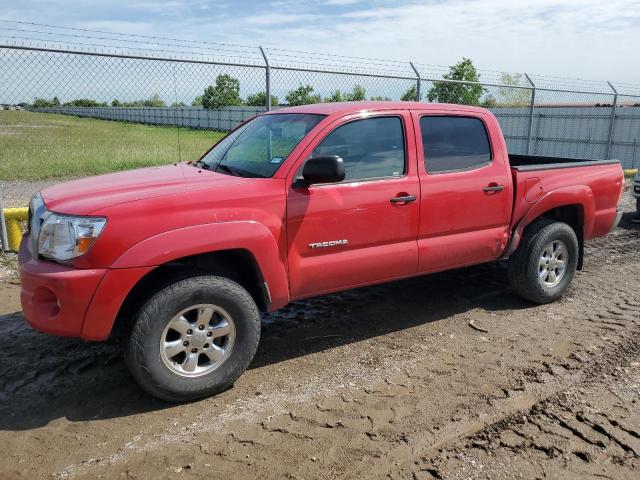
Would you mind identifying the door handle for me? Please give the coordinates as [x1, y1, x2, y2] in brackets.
[390, 195, 417, 204]
[483, 185, 504, 193]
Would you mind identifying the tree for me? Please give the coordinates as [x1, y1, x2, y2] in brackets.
[285, 85, 321, 106]
[32, 97, 61, 108]
[401, 85, 418, 101]
[370, 95, 391, 101]
[171, 101, 186, 107]
[64, 98, 107, 107]
[346, 84, 366, 101]
[192, 95, 203, 107]
[427, 58, 484, 106]
[109, 95, 166, 108]
[497, 73, 532, 107]
[323, 90, 344, 103]
[245, 91, 279, 107]
[480, 94, 498, 108]
[32, 98, 53, 108]
[142, 94, 166, 107]
[323, 85, 366, 103]
[202, 74, 243, 109]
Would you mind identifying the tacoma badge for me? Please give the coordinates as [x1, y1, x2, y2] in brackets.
[308, 239, 349, 249]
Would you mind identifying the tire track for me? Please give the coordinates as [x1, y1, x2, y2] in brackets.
[0, 210, 638, 479]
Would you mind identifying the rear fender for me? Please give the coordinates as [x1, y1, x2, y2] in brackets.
[504, 185, 594, 257]
[110, 221, 290, 309]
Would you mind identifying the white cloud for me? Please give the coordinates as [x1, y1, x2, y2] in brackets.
[245, 13, 323, 26]
[324, 0, 362, 5]
[1, 0, 638, 84]
[237, 0, 640, 83]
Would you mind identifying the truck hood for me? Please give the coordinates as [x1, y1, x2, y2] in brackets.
[41, 163, 251, 215]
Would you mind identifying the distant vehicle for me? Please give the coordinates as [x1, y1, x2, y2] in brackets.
[19, 102, 625, 402]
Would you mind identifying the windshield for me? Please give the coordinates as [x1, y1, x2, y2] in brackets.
[199, 113, 325, 178]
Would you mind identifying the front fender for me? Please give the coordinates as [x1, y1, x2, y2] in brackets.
[110, 221, 290, 309]
[505, 185, 595, 256]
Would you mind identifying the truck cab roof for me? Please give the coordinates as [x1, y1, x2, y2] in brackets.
[266, 101, 488, 117]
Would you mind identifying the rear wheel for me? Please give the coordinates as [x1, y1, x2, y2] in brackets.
[124, 275, 260, 402]
[508, 219, 579, 304]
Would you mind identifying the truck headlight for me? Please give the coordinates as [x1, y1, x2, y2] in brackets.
[38, 213, 106, 262]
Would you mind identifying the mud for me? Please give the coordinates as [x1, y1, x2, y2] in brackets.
[0, 188, 638, 479]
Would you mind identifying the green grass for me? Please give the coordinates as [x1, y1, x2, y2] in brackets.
[0, 111, 226, 180]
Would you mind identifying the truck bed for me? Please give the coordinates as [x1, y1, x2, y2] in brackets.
[509, 154, 620, 172]
[508, 154, 623, 242]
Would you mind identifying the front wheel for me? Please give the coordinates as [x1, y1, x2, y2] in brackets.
[124, 275, 260, 402]
[508, 219, 579, 304]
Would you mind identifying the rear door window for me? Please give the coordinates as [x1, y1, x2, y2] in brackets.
[420, 116, 491, 173]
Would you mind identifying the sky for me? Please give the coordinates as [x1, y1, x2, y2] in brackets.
[1, 0, 639, 87]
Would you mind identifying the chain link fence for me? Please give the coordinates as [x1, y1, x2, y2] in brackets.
[1, 26, 640, 220]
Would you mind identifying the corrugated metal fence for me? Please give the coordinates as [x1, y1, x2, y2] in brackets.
[31, 104, 640, 169]
[493, 106, 640, 166]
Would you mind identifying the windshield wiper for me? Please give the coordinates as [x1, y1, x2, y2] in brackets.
[193, 159, 212, 171]
[215, 163, 245, 177]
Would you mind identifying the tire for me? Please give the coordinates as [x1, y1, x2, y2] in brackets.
[636, 198, 640, 217]
[124, 275, 260, 402]
[508, 219, 579, 304]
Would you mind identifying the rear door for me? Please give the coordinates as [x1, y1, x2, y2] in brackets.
[412, 110, 513, 273]
[286, 111, 420, 299]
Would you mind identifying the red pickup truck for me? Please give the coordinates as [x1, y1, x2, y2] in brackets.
[19, 102, 624, 402]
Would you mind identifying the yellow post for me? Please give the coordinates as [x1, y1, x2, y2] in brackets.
[3, 207, 28, 251]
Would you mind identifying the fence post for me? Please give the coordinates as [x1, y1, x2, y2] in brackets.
[605, 81, 618, 160]
[409, 61, 421, 101]
[0, 186, 9, 252]
[524, 73, 536, 155]
[259, 46, 271, 112]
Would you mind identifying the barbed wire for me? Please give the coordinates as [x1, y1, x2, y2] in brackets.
[0, 19, 256, 50]
[0, 27, 262, 57]
[0, 36, 265, 65]
[0, 18, 638, 95]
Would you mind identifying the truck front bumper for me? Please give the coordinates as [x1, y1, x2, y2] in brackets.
[19, 236, 106, 338]
[19, 235, 154, 340]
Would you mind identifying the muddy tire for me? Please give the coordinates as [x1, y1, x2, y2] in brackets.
[508, 219, 579, 304]
[124, 275, 260, 403]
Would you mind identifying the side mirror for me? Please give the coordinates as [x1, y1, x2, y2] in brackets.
[295, 155, 345, 188]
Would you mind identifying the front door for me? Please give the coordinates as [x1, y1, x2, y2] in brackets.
[286, 112, 420, 299]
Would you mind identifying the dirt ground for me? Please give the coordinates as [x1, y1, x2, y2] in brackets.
[0, 187, 638, 479]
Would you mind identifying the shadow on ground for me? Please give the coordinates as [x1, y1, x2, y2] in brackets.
[618, 210, 640, 232]
[0, 261, 531, 431]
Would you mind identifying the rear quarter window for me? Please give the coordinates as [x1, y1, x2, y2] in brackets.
[420, 116, 492, 173]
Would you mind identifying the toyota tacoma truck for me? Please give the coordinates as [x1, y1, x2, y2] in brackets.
[19, 102, 625, 402]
